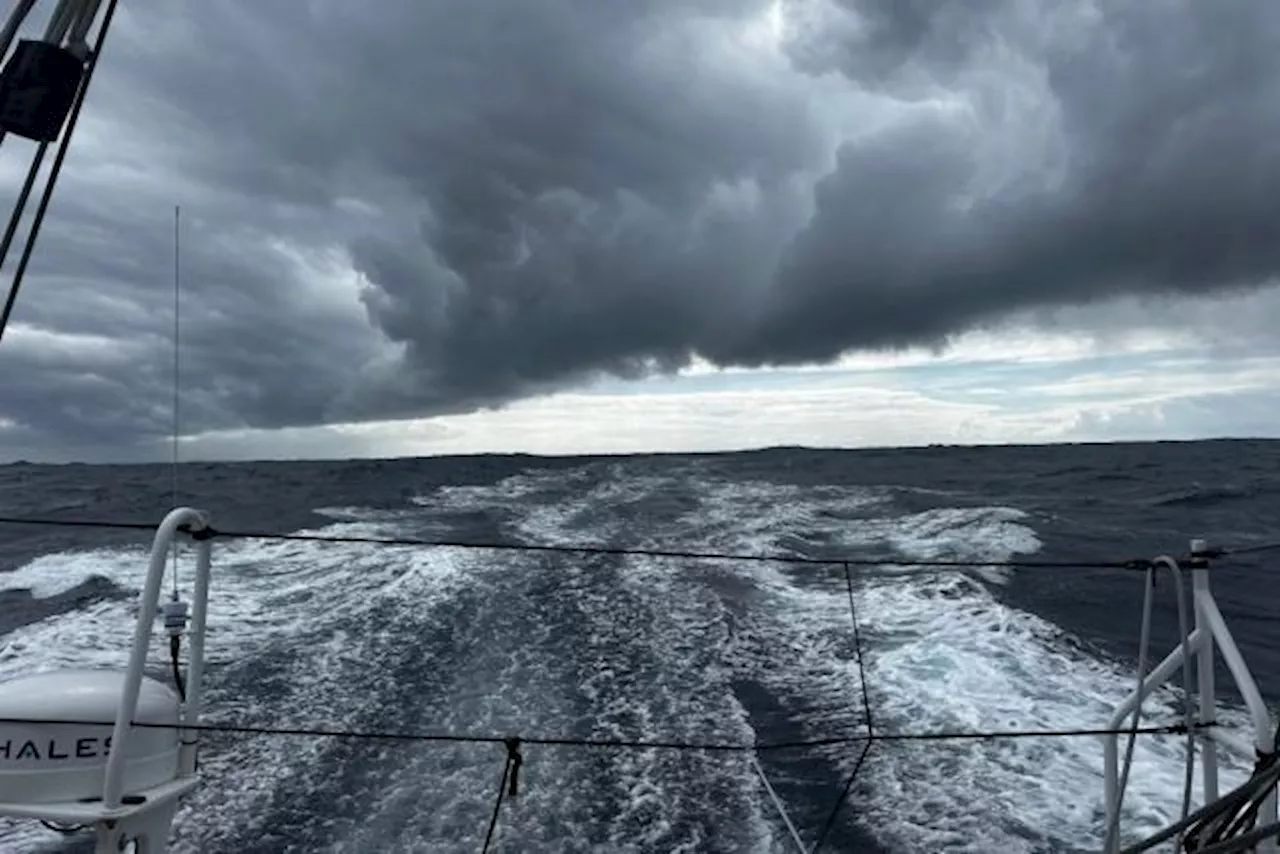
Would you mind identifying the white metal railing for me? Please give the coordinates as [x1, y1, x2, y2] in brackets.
[0, 507, 212, 854]
[1103, 539, 1277, 854]
[103, 506, 212, 807]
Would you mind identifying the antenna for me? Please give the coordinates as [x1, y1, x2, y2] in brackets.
[170, 204, 180, 597]
[172, 205, 180, 497]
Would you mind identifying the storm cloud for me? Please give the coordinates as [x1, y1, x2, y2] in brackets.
[1, 0, 1279, 455]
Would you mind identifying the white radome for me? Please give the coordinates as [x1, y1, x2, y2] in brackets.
[0, 670, 181, 803]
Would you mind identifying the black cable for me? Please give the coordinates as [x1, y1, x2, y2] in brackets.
[0, 715, 1197, 751]
[0, 515, 1154, 571]
[843, 562, 874, 737]
[168, 635, 186, 703]
[0, 140, 48, 332]
[0, 0, 123, 343]
[1180, 719, 1280, 852]
[8, 513, 1277, 574]
[481, 741, 520, 854]
[38, 820, 85, 835]
[868, 723, 1198, 743]
[1129, 758, 1280, 854]
[1223, 541, 1280, 558]
[0, 516, 155, 532]
[1207, 752, 1277, 847]
[1121, 770, 1278, 854]
[1194, 819, 1280, 854]
[810, 740, 873, 853]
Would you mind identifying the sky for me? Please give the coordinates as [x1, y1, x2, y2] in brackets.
[1, 0, 1279, 462]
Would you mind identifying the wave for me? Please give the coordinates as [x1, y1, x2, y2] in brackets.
[0, 462, 1256, 852]
[1151, 480, 1280, 509]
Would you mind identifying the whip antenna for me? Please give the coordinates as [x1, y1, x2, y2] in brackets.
[170, 204, 180, 596]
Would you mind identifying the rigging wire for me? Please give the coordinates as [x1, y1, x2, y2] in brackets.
[0, 143, 48, 339]
[0, 0, 123, 343]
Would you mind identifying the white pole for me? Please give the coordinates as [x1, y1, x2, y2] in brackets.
[1191, 539, 1219, 804]
[102, 507, 210, 808]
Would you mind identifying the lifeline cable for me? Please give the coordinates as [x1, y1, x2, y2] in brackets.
[843, 561, 874, 737]
[0, 715, 1204, 750]
[1221, 540, 1280, 558]
[810, 740, 874, 853]
[0, 514, 1160, 571]
[0, 512, 1261, 848]
[0, 716, 1211, 853]
[480, 755, 510, 854]
[481, 738, 522, 854]
[4, 513, 1270, 572]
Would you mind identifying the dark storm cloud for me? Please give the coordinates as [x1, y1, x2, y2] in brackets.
[1, 0, 1279, 456]
[740, 0, 1280, 362]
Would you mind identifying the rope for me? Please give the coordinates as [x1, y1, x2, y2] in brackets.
[1120, 761, 1280, 854]
[1106, 565, 1157, 854]
[0, 515, 1158, 571]
[1192, 819, 1280, 854]
[1181, 736, 1280, 852]
[1106, 558, 1198, 854]
[749, 754, 808, 853]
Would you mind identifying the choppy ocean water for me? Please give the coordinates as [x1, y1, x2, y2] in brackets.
[1, 439, 1279, 853]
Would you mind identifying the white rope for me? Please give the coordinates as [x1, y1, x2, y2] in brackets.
[748, 754, 808, 853]
[1107, 557, 1198, 853]
[1106, 565, 1157, 854]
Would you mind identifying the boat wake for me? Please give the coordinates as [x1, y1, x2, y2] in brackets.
[0, 461, 1256, 852]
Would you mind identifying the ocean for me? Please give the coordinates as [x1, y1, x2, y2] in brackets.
[1, 439, 1278, 853]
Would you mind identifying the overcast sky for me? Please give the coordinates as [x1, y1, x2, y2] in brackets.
[0, 0, 1278, 462]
